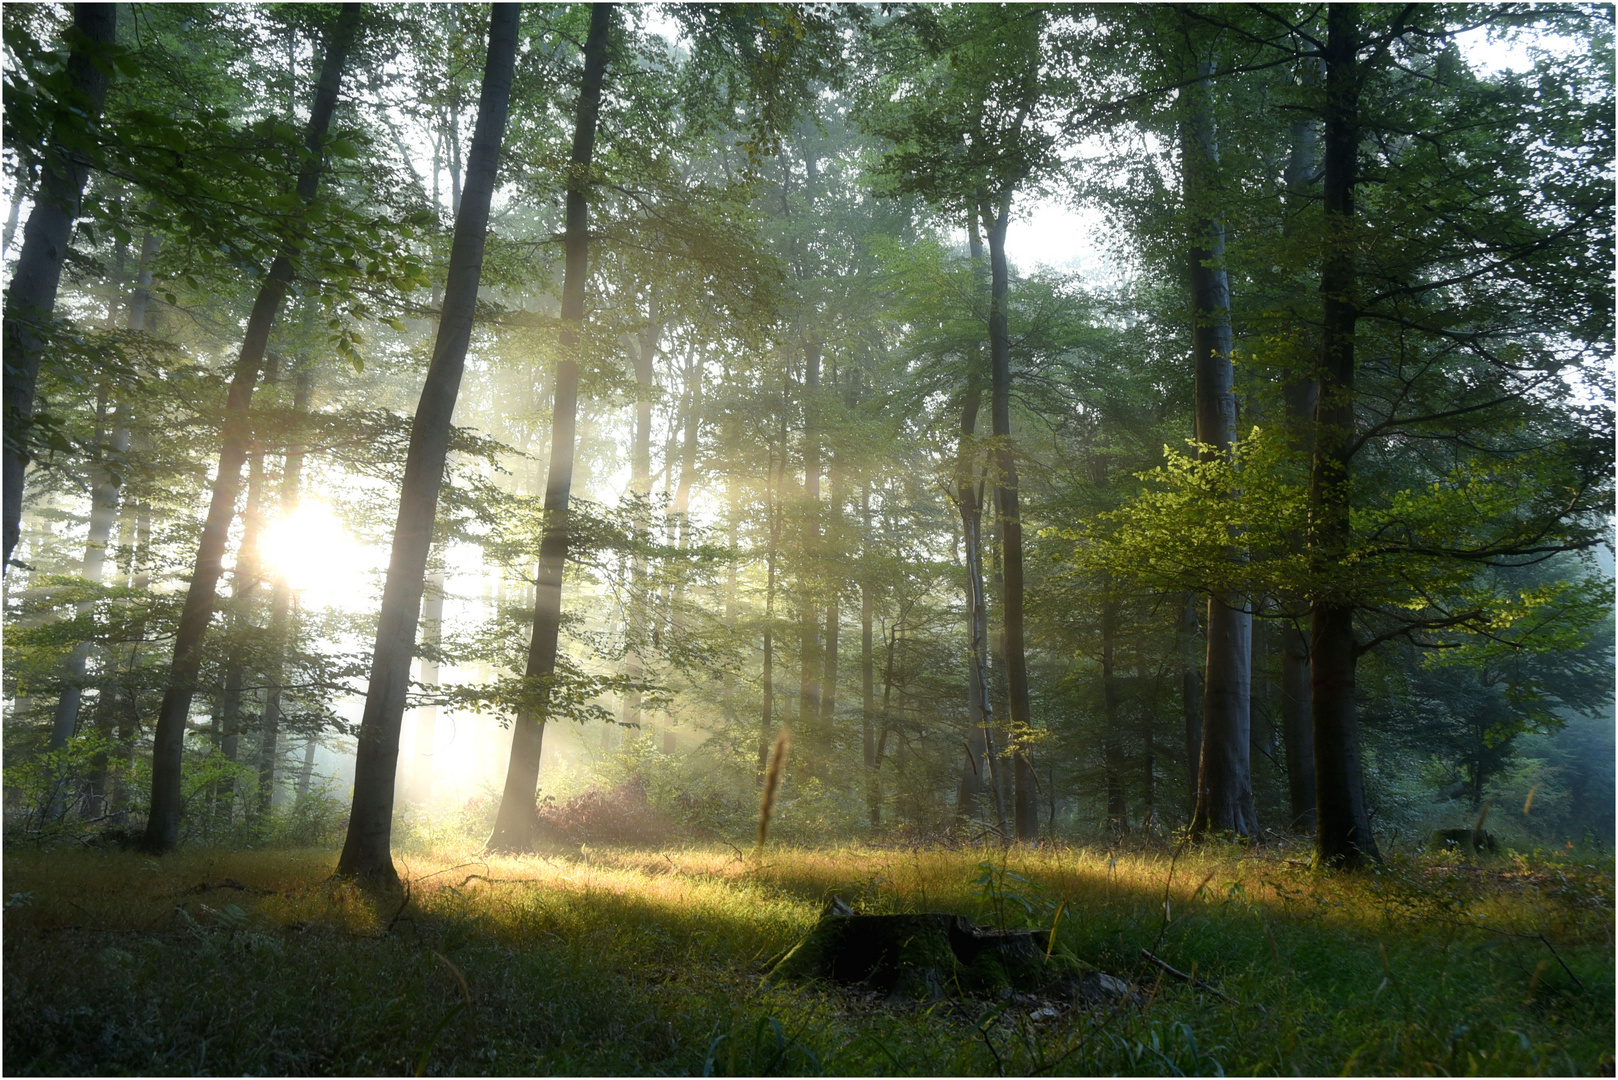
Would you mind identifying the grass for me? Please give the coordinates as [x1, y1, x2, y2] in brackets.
[3, 838, 1612, 1075]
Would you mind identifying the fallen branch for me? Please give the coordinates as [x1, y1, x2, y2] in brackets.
[177, 878, 272, 897]
[1140, 949, 1243, 1007]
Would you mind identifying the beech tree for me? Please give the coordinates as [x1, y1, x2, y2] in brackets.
[3, 3, 117, 572]
[486, 2, 612, 853]
[338, 2, 521, 884]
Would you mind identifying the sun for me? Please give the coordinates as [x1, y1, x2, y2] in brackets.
[259, 500, 374, 607]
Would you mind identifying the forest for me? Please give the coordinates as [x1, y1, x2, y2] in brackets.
[2, 3, 1614, 1076]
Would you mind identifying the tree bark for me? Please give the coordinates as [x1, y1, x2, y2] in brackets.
[411, 568, 444, 803]
[143, 5, 359, 853]
[1183, 57, 1257, 842]
[335, 4, 520, 881]
[486, 3, 611, 854]
[1280, 59, 1321, 835]
[1101, 595, 1127, 833]
[1310, 3, 1380, 869]
[3, 3, 117, 572]
[1178, 592, 1202, 813]
[980, 198, 1037, 842]
[799, 339, 822, 733]
[861, 477, 878, 819]
[621, 291, 660, 738]
[664, 349, 703, 752]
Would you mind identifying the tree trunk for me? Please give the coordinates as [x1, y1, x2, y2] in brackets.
[1310, 3, 1379, 869]
[1178, 592, 1202, 814]
[1183, 57, 1257, 842]
[221, 447, 268, 768]
[1139, 652, 1156, 832]
[862, 478, 877, 819]
[256, 362, 313, 819]
[411, 569, 444, 803]
[49, 400, 128, 751]
[335, 4, 520, 881]
[296, 737, 317, 799]
[141, 6, 360, 854]
[955, 224, 996, 826]
[980, 197, 1037, 842]
[486, 4, 610, 854]
[665, 349, 702, 752]
[53, 226, 154, 753]
[1280, 61, 1321, 835]
[1101, 594, 1127, 833]
[621, 292, 659, 739]
[3, 3, 117, 572]
[799, 339, 822, 733]
[821, 363, 843, 729]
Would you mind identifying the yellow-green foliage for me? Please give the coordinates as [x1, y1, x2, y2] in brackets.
[4, 840, 1611, 1075]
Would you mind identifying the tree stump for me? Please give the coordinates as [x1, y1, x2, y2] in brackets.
[1429, 828, 1498, 855]
[764, 908, 1074, 1002]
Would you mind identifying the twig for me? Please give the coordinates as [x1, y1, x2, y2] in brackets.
[416, 861, 490, 883]
[1140, 949, 1244, 1007]
[384, 877, 412, 935]
[1537, 932, 1587, 992]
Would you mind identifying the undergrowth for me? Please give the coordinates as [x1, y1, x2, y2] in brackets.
[3, 840, 1611, 1075]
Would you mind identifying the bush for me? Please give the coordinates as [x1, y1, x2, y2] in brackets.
[536, 774, 674, 846]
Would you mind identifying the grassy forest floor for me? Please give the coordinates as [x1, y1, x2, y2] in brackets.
[3, 839, 1612, 1076]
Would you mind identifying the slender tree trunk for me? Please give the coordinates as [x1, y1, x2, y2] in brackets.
[107, 499, 152, 823]
[664, 350, 702, 752]
[979, 197, 1037, 841]
[221, 447, 268, 770]
[256, 362, 312, 818]
[861, 479, 878, 819]
[1183, 57, 1258, 842]
[1101, 594, 1127, 833]
[621, 294, 659, 738]
[142, 6, 360, 854]
[1280, 62, 1321, 835]
[1311, 3, 1379, 869]
[821, 363, 842, 728]
[53, 226, 154, 754]
[49, 403, 127, 751]
[411, 569, 444, 803]
[956, 224, 994, 824]
[1179, 592, 1203, 813]
[799, 339, 822, 733]
[1139, 652, 1156, 832]
[335, 5, 519, 881]
[3, 3, 117, 572]
[486, 4, 610, 853]
[296, 737, 317, 798]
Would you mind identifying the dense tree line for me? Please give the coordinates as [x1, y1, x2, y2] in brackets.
[3, 3, 1611, 876]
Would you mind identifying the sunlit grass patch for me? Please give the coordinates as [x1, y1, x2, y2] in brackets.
[4, 841, 1612, 1075]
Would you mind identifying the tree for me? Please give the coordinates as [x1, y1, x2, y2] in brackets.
[142, 5, 362, 853]
[3, 3, 118, 572]
[336, 2, 521, 885]
[486, 2, 613, 853]
[1177, 26, 1258, 842]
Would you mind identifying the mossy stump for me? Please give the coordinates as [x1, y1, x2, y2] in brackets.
[765, 912, 1071, 1002]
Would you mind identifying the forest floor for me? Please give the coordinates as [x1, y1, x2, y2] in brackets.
[2, 838, 1612, 1076]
